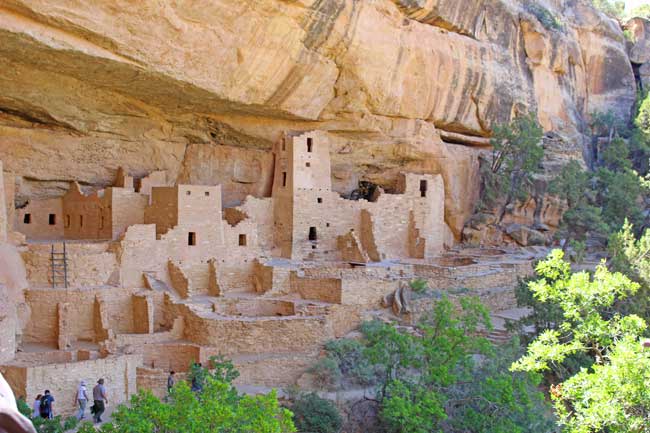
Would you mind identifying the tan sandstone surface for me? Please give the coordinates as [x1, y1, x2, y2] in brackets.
[0, 0, 647, 417]
[0, 0, 639, 238]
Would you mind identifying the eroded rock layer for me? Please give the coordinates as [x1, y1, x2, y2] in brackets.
[0, 0, 640, 237]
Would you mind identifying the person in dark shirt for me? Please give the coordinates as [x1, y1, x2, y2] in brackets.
[92, 379, 108, 424]
[167, 371, 175, 393]
[39, 391, 54, 419]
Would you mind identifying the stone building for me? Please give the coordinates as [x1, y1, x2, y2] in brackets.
[273, 131, 452, 261]
[0, 131, 535, 415]
[15, 169, 159, 241]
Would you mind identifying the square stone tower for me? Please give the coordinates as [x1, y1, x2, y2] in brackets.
[272, 131, 332, 259]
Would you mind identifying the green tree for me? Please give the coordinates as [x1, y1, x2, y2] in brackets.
[548, 161, 607, 250]
[77, 358, 295, 433]
[317, 296, 555, 433]
[290, 393, 342, 433]
[596, 167, 644, 231]
[609, 221, 650, 323]
[627, 4, 650, 19]
[512, 250, 650, 433]
[481, 113, 544, 221]
[590, 0, 625, 19]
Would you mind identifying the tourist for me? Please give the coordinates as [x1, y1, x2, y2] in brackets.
[190, 363, 203, 393]
[91, 379, 108, 424]
[75, 381, 89, 420]
[38, 390, 54, 419]
[0, 372, 37, 433]
[31, 394, 41, 418]
[167, 371, 175, 393]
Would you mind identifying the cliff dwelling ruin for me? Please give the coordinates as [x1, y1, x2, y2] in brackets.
[0, 131, 536, 415]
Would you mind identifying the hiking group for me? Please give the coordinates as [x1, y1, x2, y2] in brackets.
[32, 378, 109, 424]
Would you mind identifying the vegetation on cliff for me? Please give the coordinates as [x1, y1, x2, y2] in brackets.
[552, 91, 650, 252]
[76, 358, 295, 433]
[310, 297, 555, 433]
[513, 249, 650, 433]
[479, 113, 544, 222]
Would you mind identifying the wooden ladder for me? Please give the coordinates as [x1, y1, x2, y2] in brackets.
[50, 242, 68, 288]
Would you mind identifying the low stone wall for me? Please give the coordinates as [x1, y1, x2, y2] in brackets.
[213, 298, 295, 317]
[141, 343, 200, 372]
[340, 279, 397, 307]
[291, 273, 342, 303]
[1, 354, 141, 416]
[233, 352, 319, 388]
[179, 305, 332, 355]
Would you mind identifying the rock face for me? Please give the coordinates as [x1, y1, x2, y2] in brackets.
[0, 0, 639, 238]
[627, 17, 650, 90]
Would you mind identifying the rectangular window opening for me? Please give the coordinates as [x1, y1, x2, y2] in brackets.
[186, 190, 191, 195]
[307, 137, 313, 153]
[205, 191, 210, 196]
[48, 214, 56, 225]
[306, 162, 311, 168]
[282, 172, 287, 187]
[308, 226, 317, 241]
[317, 197, 322, 203]
[188, 232, 196, 246]
[23, 213, 31, 224]
[65, 215, 70, 228]
[99, 215, 104, 230]
[420, 179, 428, 198]
[79, 215, 84, 228]
[238, 234, 247, 246]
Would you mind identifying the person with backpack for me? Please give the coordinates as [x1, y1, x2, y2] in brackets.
[91, 379, 108, 424]
[75, 381, 89, 420]
[38, 390, 54, 419]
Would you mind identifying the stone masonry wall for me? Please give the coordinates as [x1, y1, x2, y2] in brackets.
[1, 354, 141, 417]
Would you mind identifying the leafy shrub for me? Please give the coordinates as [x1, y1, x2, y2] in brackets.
[409, 279, 427, 294]
[590, 0, 625, 20]
[568, 239, 586, 264]
[480, 113, 544, 221]
[608, 222, 650, 323]
[313, 296, 556, 432]
[16, 398, 31, 418]
[78, 358, 295, 433]
[526, 2, 562, 30]
[62, 416, 78, 431]
[308, 357, 341, 390]
[323, 338, 377, 387]
[291, 393, 342, 433]
[549, 160, 608, 248]
[32, 416, 66, 433]
[512, 249, 650, 433]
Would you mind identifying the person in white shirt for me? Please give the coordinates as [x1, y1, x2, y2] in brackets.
[75, 381, 89, 420]
[31, 395, 41, 419]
